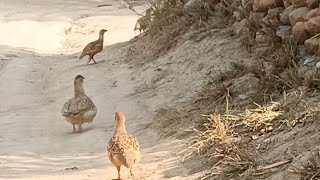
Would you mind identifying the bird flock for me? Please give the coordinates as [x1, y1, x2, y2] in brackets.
[61, 11, 151, 178]
[61, 27, 145, 179]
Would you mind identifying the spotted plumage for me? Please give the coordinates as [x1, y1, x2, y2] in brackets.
[108, 112, 141, 180]
[61, 75, 97, 133]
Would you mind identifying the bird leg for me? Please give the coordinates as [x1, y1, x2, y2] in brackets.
[130, 168, 135, 179]
[112, 166, 122, 180]
[92, 57, 97, 64]
[87, 57, 91, 64]
[77, 124, 82, 133]
[72, 124, 76, 133]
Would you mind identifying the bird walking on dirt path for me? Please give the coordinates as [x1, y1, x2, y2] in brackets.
[61, 75, 97, 133]
[79, 29, 108, 64]
[108, 112, 141, 180]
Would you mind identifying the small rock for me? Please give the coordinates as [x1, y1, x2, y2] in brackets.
[280, 5, 295, 25]
[65, 167, 78, 170]
[289, 7, 309, 26]
[111, 81, 117, 87]
[197, 64, 203, 71]
[305, 36, 320, 56]
[232, 74, 260, 97]
[316, 61, 320, 69]
[249, 12, 266, 24]
[306, 8, 320, 20]
[184, 0, 202, 11]
[263, 138, 271, 143]
[155, 68, 162, 71]
[253, 0, 284, 12]
[276, 25, 292, 40]
[291, 0, 307, 7]
[251, 135, 259, 140]
[303, 57, 316, 65]
[268, 7, 285, 19]
[307, 0, 320, 9]
[292, 21, 310, 43]
[283, 0, 292, 7]
[305, 16, 320, 36]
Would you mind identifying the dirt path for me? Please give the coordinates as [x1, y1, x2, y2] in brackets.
[0, 42, 185, 179]
[0, 0, 205, 179]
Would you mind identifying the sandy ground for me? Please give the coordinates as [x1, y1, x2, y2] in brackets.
[0, 0, 202, 179]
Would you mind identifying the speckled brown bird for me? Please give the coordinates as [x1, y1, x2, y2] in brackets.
[61, 75, 97, 133]
[79, 29, 108, 64]
[134, 9, 151, 34]
[108, 112, 141, 180]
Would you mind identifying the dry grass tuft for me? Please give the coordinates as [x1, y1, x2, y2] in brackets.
[180, 102, 283, 159]
[278, 67, 304, 90]
[217, 146, 257, 178]
[199, 145, 257, 179]
[151, 107, 190, 137]
[194, 82, 233, 110]
[291, 151, 320, 180]
[154, 107, 186, 128]
[189, 114, 236, 154]
[227, 102, 283, 132]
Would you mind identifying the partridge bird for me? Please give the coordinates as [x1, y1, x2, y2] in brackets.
[134, 10, 151, 34]
[61, 75, 97, 133]
[79, 29, 108, 64]
[108, 112, 141, 180]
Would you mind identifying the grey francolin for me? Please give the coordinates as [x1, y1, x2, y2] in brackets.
[134, 9, 151, 34]
[79, 29, 108, 64]
[108, 112, 141, 180]
[61, 75, 97, 133]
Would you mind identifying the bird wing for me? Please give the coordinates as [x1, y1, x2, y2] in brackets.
[62, 96, 95, 117]
[82, 40, 103, 55]
[108, 133, 141, 168]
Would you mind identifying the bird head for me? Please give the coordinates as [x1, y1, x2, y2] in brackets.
[115, 112, 126, 125]
[100, 29, 108, 34]
[74, 75, 85, 84]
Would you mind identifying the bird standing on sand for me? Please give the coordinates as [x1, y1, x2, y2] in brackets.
[79, 29, 108, 64]
[108, 112, 141, 180]
[61, 75, 97, 133]
[134, 9, 151, 34]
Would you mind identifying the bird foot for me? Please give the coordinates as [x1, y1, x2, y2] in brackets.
[112, 179, 123, 180]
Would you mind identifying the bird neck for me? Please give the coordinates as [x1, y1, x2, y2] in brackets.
[115, 121, 127, 134]
[98, 33, 104, 42]
[74, 82, 86, 98]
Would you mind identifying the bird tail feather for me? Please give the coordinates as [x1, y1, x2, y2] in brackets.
[79, 53, 85, 59]
[134, 22, 139, 31]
